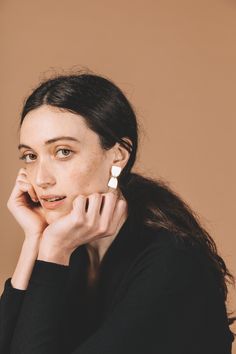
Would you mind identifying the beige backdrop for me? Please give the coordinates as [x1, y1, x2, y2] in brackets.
[1, 0, 236, 351]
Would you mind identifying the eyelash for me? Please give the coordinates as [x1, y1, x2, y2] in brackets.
[19, 149, 74, 163]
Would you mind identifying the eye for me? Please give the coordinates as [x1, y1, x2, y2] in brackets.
[19, 148, 74, 163]
[56, 148, 73, 158]
[19, 153, 37, 163]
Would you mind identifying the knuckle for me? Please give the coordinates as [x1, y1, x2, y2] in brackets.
[91, 192, 101, 199]
[16, 179, 26, 185]
[73, 195, 85, 207]
[18, 169, 27, 176]
[108, 190, 115, 196]
[18, 181, 28, 190]
[72, 214, 83, 226]
[118, 198, 128, 210]
[98, 223, 108, 235]
[109, 190, 118, 199]
[77, 195, 86, 202]
[119, 198, 127, 207]
[86, 219, 95, 229]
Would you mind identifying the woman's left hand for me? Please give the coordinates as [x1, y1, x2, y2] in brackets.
[38, 191, 128, 265]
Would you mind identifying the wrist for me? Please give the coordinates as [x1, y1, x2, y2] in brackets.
[24, 232, 42, 243]
[37, 243, 70, 266]
[23, 237, 41, 253]
[11, 237, 41, 290]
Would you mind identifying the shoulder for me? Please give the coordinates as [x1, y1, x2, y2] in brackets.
[136, 225, 193, 261]
[128, 226, 206, 290]
[109, 227, 207, 313]
[138, 224, 205, 261]
[108, 225, 222, 321]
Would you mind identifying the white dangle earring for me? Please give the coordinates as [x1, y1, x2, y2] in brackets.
[107, 165, 122, 190]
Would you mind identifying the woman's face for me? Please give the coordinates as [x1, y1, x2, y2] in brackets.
[19, 104, 121, 224]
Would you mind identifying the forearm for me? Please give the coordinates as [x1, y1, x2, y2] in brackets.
[11, 237, 41, 290]
[10, 259, 69, 353]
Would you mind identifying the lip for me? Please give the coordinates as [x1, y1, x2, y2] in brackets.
[40, 194, 66, 200]
[40, 196, 67, 210]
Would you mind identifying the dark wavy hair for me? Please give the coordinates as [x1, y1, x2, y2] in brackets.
[19, 69, 236, 333]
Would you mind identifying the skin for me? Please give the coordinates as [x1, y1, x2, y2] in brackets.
[12, 104, 131, 270]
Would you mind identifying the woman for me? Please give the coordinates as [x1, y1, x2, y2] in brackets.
[0, 71, 235, 354]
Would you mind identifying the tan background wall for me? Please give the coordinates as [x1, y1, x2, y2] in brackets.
[1, 0, 236, 351]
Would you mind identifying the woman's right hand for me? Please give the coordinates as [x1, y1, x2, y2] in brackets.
[7, 168, 48, 240]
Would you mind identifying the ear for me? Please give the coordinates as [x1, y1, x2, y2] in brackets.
[111, 137, 133, 170]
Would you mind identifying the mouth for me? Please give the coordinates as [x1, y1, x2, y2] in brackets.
[40, 195, 67, 210]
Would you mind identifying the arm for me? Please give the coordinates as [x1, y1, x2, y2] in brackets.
[0, 237, 40, 353]
[9, 240, 201, 354]
[11, 237, 41, 290]
[10, 259, 69, 354]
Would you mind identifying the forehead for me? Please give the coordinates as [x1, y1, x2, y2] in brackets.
[20, 105, 97, 144]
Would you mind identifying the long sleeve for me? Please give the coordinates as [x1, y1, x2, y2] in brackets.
[10, 260, 69, 353]
[6, 238, 212, 354]
[8, 238, 229, 354]
[0, 278, 26, 353]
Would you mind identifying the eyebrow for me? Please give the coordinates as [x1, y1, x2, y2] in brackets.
[18, 136, 81, 150]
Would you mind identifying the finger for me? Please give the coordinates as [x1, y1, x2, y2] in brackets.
[111, 198, 128, 228]
[71, 195, 87, 223]
[34, 204, 47, 221]
[16, 174, 38, 202]
[16, 180, 38, 202]
[10, 181, 29, 199]
[98, 198, 128, 238]
[19, 181, 38, 202]
[86, 193, 104, 222]
[19, 168, 27, 175]
[7, 181, 28, 208]
[107, 186, 120, 197]
[28, 184, 39, 202]
[99, 191, 119, 227]
[16, 168, 27, 180]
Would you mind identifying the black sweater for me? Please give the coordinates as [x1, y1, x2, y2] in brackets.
[0, 215, 234, 353]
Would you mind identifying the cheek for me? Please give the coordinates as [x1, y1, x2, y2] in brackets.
[69, 161, 108, 193]
[70, 162, 101, 183]
[68, 169, 88, 189]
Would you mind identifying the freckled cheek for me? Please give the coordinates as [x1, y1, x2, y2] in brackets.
[63, 168, 89, 193]
[69, 165, 104, 192]
[70, 166, 87, 180]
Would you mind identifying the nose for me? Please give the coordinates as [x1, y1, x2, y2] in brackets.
[35, 161, 56, 189]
